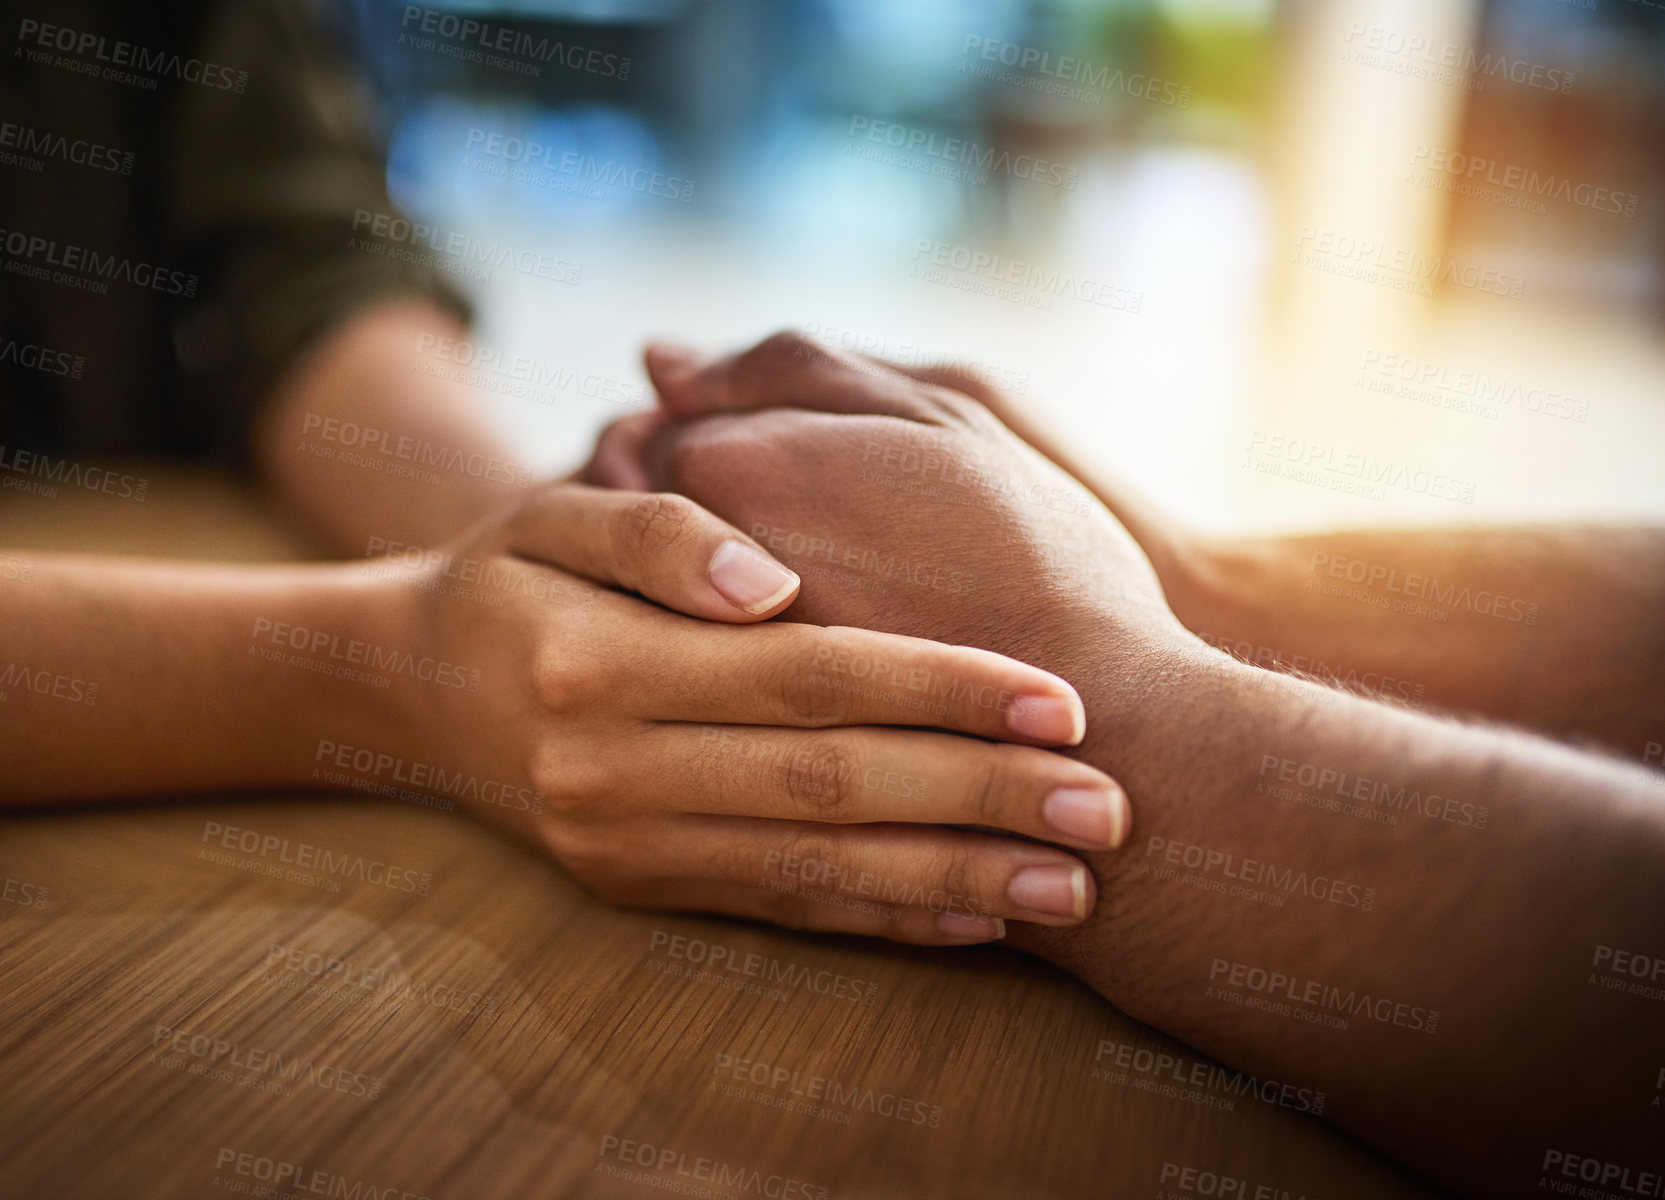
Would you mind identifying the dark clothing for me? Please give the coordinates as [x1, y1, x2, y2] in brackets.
[0, 0, 461, 467]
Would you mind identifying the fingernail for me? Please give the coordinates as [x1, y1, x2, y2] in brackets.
[1043, 785, 1126, 849]
[1006, 693, 1085, 744]
[709, 539, 799, 614]
[937, 912, 1005, 941]
[1009, 864, 1089, 920]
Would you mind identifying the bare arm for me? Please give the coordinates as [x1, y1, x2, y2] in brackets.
[253, 299, 538, 554]
[0, 555, 385, 803]
[1037, 627, 1665, 1199]
[892, 360, 1665, 759]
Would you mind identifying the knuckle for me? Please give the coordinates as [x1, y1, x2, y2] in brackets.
[937, 845, 981, 913]
[539, 820, 610, 876]
[965, 755, 1007, 827]
[773, 659, 846, 726]
[774, 827, 843, 881]
[737, 331, 825, 390]
[782, 739, 861, 820]
[753, 329, 818, 368]
[618, 492, 700, 564]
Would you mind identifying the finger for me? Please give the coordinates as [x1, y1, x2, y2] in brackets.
[629, 619, 1086, 745]
[627, 723, 1128, 851]
[582, 412, 664, 491]
[651, 879, 1006, 946]
[644, 331, 945, 422]
[506, 482, 800, 621]
[655, 816, 1097, 927]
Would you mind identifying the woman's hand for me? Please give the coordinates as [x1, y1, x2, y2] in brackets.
[364, 481, 1129, 944]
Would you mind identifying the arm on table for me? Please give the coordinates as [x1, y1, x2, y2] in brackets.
[887, 361, 1665, 760]
[633, 333, 1665, 1198]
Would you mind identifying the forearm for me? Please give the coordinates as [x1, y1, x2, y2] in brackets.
[254, 299, 536, 554]
[1035, 630, 1665, 1195]
[1163, 526, 1665, 758]
[0, 554, 394, 804]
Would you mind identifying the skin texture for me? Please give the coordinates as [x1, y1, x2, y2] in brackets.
[890, 361, 1665, 760]
[3, 302, 1155, 947]
[585, 331, 1665, 1199]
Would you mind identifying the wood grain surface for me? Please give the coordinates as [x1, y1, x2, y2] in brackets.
[0, 475, 1438, 1200]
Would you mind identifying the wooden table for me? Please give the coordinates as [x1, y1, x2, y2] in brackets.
[0, 474, 1436, 1200]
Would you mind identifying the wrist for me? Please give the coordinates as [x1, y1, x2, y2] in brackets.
[283, 562, 418, 785]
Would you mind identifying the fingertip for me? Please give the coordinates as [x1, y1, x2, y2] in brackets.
[1006, 687, 1087, 746]
[644, 341, 706, 398]
[708, 538, 800, 618]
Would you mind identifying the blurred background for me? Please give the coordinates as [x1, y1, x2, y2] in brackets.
[344, 0, 1665, 533]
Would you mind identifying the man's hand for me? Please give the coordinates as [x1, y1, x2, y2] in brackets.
[587, 334, 1193, 707]
[585, 331, 1665, 1198]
